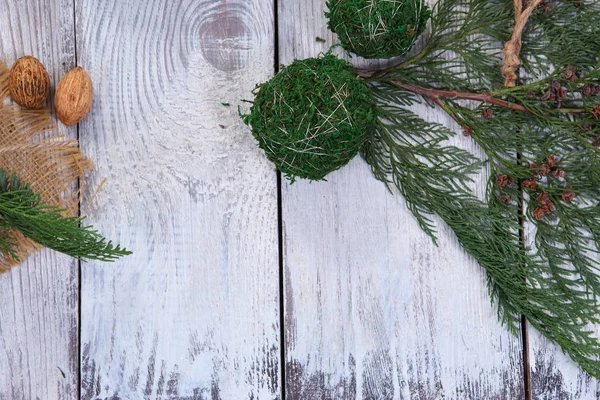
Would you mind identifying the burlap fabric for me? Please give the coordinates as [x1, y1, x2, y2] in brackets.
[0, 61, 93, 272]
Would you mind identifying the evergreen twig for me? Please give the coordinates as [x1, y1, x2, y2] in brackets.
[0, 169, 131, 262]
[362, 0, 600, 378]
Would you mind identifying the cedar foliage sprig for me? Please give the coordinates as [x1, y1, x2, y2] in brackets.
[364, 0, 600, 377]
[0, 169, 131, 262]
[244, 0, 600, 377]
[367, 84, 600, 377]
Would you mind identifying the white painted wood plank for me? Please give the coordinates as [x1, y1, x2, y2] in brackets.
[529, 329, 600, 399]
[76, 0, 280, 398]
[279, 1, 525, 398]
[0, 1, 79, 399]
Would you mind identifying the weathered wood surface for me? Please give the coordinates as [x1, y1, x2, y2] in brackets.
[529, 330, 600, 399]
[279, 1, 525, 398]
[0, 1, 79, 399]
[1, 1, 600, 399]
[75, 0, 279, 398]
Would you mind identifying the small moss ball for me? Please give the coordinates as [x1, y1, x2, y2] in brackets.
[244, 54, 377, 182]
[326, 0, 431, 59]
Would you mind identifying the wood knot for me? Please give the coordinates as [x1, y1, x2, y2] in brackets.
[199, 11, 252, 72]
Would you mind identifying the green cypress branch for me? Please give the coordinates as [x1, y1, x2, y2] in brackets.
[244, 0, 600, 378]
[362, 0, 600, 378]
[364, 94, 600, 377]
[0, 169, 131, 262]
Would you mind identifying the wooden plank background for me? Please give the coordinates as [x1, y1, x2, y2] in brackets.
[278, 1, 525, 399]
[75, 0, 280, 398]
[0, 0, 598, 399]
[0, 1, 79, 399]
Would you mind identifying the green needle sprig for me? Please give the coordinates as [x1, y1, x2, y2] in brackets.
[245, 0, 600, 377]
[0, 169, 130, 262]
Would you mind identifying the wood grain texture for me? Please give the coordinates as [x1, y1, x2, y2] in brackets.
[279, 1, 525, 398]
[529, 329, 600, 399]
[75, 0, 280, 398]
[0, 1, 79, 399]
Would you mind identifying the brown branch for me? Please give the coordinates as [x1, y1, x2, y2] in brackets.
[502, 0, 543, 87]
[390, 80, 530, 113]
[389, 80, 592, 117]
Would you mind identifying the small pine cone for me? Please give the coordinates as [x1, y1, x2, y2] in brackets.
[542, 164, 551, 176]
[582, 84, 595, 97]
[462, 126, 473, 136]
[529, 163, 539, 174]
[523, 178, 538, 189]
[562, 191, 576, 202]
[594, 137, 600, 148]
[533, 207, 546, 220]
[552, 80, 561, 91]
[482, 108, 494, 119]
[546, 155, 557, 167]
[557, 87, 568, 100]
[552, 168, 565, 178]
[541, 89, 556, 101]
[499, 194, 512, 204]
[593, 105, 600, 119]
[564, 67, 576, 81]
[496, 174, 510, 187]
[536, 164, 551, 176]
[542, 201, 555, 213]
[536, 192, 550, 205]
[529, 163, 550, 176]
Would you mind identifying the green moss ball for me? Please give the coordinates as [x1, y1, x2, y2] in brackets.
[326, 0, 431, 59]
[244, 54, 378, 182]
